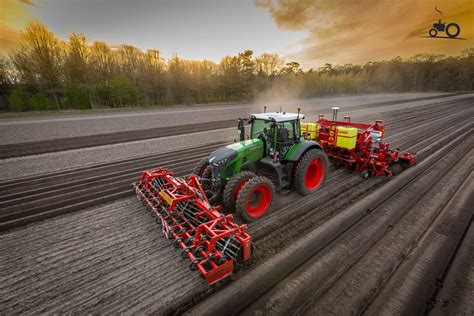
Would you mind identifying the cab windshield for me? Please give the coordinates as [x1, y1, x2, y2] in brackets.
[250, 119, 273, 139]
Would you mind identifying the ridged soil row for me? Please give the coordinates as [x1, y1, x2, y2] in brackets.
[133, 111, 473, 314]
[0, 119, 237, 159]
[0, 99, 471, 314]
[248, 113, 473, 247]
[1, 99, 471, 232]
[364, 169, 473, 315]
[187, 124, 472, 315]
[2, 100, 462, 248]
[427, 218, 474, 316]
[62, 108, 473, 314]
[0, 143, 224, 231]
[1, 95, 469, 195]
[303, 150, 473, 315]
[0, 199, 202, 314]
[0, 93, 459, 159]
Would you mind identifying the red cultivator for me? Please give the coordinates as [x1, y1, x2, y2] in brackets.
[312, 108, 416, 178]
[133, 168, 251, 285]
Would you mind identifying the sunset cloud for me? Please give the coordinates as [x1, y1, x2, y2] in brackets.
[255, 0, 474, 68]
[0, 0, 36, 55]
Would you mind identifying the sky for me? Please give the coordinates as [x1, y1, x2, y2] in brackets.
[1, 0, 473, 68]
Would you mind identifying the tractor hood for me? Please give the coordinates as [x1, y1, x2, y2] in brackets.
[209, 146, 238, 166]
[209, 139, 263, 165]
[208, 139, 264, 179]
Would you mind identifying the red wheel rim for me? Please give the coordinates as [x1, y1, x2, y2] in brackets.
[246, 185, 272, 218]
[233, 180, 248, 202]
[304, 158, 325, 190]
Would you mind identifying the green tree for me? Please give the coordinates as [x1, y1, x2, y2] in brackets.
[29, 92, 56, 111]
[63, 84, 90, 109]
[110, 76, 140, 107]
[8, 87, 30, 111]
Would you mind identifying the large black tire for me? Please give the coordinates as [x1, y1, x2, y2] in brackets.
[193, 157, 213, 191]
[446, 23, 460, 38]
[236, 176, 274, 222]
[223, 171, 256, 213]
[294, 149, 329, 195]
[192, 157, 210, 176]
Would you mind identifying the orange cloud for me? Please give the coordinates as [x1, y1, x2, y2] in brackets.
[0, 0, 37, 55]
[0, 23, 20, 52]
[255, 0, 474, 68]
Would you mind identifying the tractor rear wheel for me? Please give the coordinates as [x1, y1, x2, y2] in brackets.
[223, 171, 256, 213]
[236, 176, 274, 222]
[294, 149, 329, 195]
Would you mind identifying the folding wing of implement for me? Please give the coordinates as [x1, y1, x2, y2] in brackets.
[133, 168, 251, 285]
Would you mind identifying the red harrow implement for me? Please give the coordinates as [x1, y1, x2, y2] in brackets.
[133, 168, 251, 285]
[303, 107, 416, 178]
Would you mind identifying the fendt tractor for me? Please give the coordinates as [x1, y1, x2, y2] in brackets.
[133, 107, 415, 284]
[192, 108, 328, 221]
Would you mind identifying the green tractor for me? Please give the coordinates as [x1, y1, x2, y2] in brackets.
[194, 110, 329, 222]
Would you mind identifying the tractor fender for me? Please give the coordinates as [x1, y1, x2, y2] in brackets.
[284, 141, 324, 162]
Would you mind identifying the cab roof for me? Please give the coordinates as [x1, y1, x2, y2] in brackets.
[250, 112, 305, 122]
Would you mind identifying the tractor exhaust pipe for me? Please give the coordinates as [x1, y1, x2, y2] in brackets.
[331, 107, 340, 123]
[238, 118, 245, 142]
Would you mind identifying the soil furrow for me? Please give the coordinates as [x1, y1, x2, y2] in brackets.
[0, 96, 472, 314]
[304, 150, 473, 315]
[2, 101, 471, 231]
[188, 126, 470, 315]
[0, 94, 461, 159]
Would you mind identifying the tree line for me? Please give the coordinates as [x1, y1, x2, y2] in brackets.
[0, 21, 473, 111]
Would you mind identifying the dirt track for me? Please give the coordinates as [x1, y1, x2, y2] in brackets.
[0, 93, 473, 314]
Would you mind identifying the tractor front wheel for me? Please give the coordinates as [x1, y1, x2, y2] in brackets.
[223, 171, 256, 213]
[236, 176, 274, 222]
[294, 149, 329, 195]
[193, 157, 212, 191]
[193, 158, 210, 177]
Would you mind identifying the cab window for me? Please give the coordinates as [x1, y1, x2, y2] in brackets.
[277, 121, 295, 142]
[283, 122, 294, 139]
[251, 119, 273, 139]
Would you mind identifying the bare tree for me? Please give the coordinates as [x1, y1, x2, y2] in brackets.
[9, 21, 63, 108]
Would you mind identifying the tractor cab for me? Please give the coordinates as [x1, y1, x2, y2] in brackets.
[244, 111, 305, 159]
